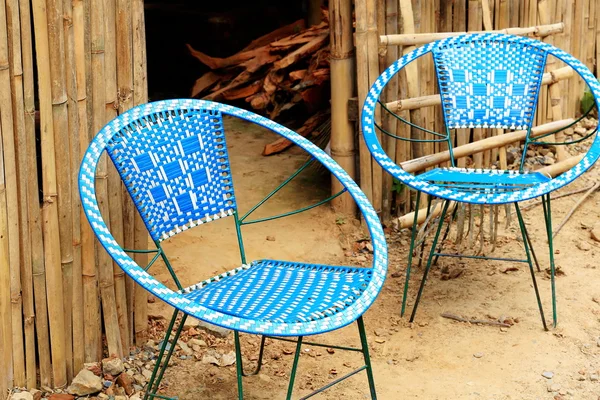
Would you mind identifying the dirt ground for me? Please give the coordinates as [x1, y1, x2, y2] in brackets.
[146, 118, 600, 400]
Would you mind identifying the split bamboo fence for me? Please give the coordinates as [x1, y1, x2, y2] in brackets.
[0, 1, 149, 397]
[345, 0, 600, 221]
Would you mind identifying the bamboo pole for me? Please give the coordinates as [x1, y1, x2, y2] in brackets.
[19, 0, 50, 387]
[91, 0, 123, 359]
[379, 0, 398, 220]
[329, 0, 357, 216]
[399, 0, 424, 163]
[401, 118, 574, 173]
[116, 0, 135, 352]
[133, 0, 149, 346]
[7, 0, 36, 387]
[73, 0, 101, 364]
[380, 22, 564, 46]
[385, 66, 573, 111]
[47, 0, 75, 381]
[0, 175, 12, 397]
[368, 0, 382, 214]
[120, 1, 135, 344]
[539, 0, 568, 161]
[571, 0, 584, 117]
[0, 0, 25, 387]
[104, 0, 128, 357]
[31, 0, 67, 387]
[355, 0, 374, 204]
[62, 0, 84, 376]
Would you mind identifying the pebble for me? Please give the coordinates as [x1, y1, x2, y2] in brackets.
[590, 374, 599, 381]
[266, 235, 275, 241]
[101, 356, 124, 376]
[356, 255, 367, 262]
[542, 371, 555, 379]
[473, 352, 484, 359]
[9, 393, 33, 400]
[548, 382, 561, 392]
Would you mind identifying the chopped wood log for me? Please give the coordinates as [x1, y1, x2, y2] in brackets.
[221, 80, 262, 100]
[262, 110, 330, 155]
[188, 15, 334, 154]
[241, 19, 306, 51]
[272, 33, 329, 70]
[190, 71, 222, 97]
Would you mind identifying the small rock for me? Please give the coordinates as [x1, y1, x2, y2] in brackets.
[129, 395, 142, 400]
[196, 320, 231, 338]
[574, 126, 587, 136]
[188, 338, 207, 347]
[102, 356, 124, 376]
[116, 372, 135, 396]
[356, 255, 367, 262]
[157, 340, 172, 352]
[30, 389, 42, 400]
[115, 396, 127, 400]
[47, 395, 75, 400]
[266, 235, 275, 241]
[473, 352, 484, 358]
[548, 382, 561, 392]
[10, 393, 33, 400]
[542, 371, 555, 379]
[67, 369, 103, 396]
[103, 380, 112, 388]
[258, 374, 271, 383]
[141, 369, 153, 381]
[178, 341, 193, 356]
[543, 154, 555, 165]
[577, 241, 591, 251]
[590, 374, 599, 381]
[500, 327, 508, 333]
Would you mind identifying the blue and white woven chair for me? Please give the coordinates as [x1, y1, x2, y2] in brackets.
[79, 99, 387, 399]
[361, 33, 599, 330]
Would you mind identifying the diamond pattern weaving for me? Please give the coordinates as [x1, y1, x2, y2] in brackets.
[106, 110, 236, 241]
[434, 39, 547, 129]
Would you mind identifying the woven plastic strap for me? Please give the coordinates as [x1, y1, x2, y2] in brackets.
[434, 37, 547, 129]
[106, 109, 235, 242]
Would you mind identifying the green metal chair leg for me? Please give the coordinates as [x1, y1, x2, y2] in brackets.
[417, 194, 434, 269]
[523, 224, 542, 273]
[409, 201, 450, 323]
[433, 204, 458, 266]
[145, 309, 187, 400]
[401, 192, 421, 317]
[357, 317, 377, 400]
[286, 336, 303, 400]
[514, 203, 548, 331]
[234, 331, 245, 399]
[542, 194, 557, 327]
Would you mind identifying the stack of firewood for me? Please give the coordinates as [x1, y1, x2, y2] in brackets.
[187, 11, 331, 155]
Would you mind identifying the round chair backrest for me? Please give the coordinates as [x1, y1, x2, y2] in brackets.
[362, 33, 600, 204]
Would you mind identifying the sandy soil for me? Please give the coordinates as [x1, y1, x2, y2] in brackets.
[146, 118, 600, 400]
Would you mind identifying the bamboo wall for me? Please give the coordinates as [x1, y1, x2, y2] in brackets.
[0, 0, 149, 396]
[353, 0, 599, 221]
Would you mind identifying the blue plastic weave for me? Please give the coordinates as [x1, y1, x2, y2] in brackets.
[80, 99, 388, 336]
[362, 33, 600, 205]
[182, 260, 372, 323]
[433, 37, 547, 130]
[106, 109, 235, 242]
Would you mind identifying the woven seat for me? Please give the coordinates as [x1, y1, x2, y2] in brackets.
[182, 260, 372, 324]
[80, 99, 387, 399]
[419, 167, 551, 192]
